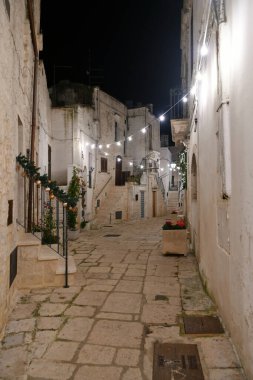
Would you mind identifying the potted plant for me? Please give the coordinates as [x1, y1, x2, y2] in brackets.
[162, 218, 188, 256]
[67, 167, 81, 240]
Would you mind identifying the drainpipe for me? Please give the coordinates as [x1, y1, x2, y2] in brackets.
[27, 0, 39, 232]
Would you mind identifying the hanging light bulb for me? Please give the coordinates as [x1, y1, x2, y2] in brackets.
[128, 136, 132, 141]
[98, 144, 102, 149]
[129, 162, 133, 166]
[159, 115, 165, 122]
[141, 127, 146, 134]
[140, 165, 144, 169]
[200, 43, 208, 56]
[161, 168, 164, 171]
[117, 157, 122, 162]
[116, 141, 121, 146]
[106, 144, 110, 148]
[182, 96, 188, 103]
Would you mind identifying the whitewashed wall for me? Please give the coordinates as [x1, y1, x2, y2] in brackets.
[184, 0, 253, 377]
[0, 0, 41, 337]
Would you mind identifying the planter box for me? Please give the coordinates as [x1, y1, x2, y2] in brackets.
[162, 229, 189, 256]
[68, 229, 80, 241]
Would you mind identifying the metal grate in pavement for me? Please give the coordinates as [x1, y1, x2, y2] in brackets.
[183, 315, 224, 335]
[153, 342, 204, 380]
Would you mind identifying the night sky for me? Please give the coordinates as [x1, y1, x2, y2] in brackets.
[40, 0, 183, 119]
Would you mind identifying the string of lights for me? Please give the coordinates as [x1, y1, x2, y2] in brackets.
[82, 2, 212, 175]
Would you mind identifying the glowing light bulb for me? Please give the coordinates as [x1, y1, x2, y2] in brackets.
[98, 144, 102, 149]
[117, 157, 121, 162]
[200, 44, 208, 56]
[106, 144, 110, 148]
[141, 128, 146, 134]
[105, 152, 108, 156]
[116, 141, 121, 146]
[159, 115, 165, 122]
[161, 168, 164, 171]
[140, 165, 144, 169]
[91, 144, 95, 149]
[129, 162, 133, 166]
[85, 142, 90, 146]
[182, 96, 188, 103]
[128, 136, 132, 141]
[171, 163, 176, 169]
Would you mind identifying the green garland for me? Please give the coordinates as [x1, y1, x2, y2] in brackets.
[178, 149, 187, 190]
[16, 154, 78, 207]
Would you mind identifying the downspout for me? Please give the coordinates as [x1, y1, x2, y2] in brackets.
[27, 0, 39, 232]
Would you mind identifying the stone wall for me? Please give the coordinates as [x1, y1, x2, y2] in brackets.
[0, 0, 42, 337]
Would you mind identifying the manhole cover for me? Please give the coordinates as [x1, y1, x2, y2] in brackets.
[153, 342, 204, 380]
[103, 234, 121, 237]
[183, 315, 224, 335]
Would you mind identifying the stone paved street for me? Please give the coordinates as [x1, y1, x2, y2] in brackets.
[0, 217, 247, 379]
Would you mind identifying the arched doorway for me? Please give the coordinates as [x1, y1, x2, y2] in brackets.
[115, 155, 123, 186]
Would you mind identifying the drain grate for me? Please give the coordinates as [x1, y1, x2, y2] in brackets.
[155, 295, 169, 301]
[183, 315, 224, 335]
[103, 234, 121, 237]
[153, 342, 204, 380]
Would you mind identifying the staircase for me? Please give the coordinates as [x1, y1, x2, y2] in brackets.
[94, 186, 128, 226]
[167, 191, 179, 213]
[17, 230, 77, 288]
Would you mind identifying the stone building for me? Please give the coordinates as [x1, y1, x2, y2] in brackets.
[0, 0, 44, 336]
[49, 83, 167, 225]
[179, 0, 253, 377]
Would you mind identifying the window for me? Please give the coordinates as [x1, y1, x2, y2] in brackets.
[114, 122, 118, 141]
[7, 200, 13, 226]
[4, 0, 10, 19]
[101, 157, 108, 173]
[148, 125, 153, 150]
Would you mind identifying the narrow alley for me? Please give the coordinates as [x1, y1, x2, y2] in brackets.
[0, 217, 246, 379]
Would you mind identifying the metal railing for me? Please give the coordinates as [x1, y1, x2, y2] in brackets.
[17, 168, 69, 287]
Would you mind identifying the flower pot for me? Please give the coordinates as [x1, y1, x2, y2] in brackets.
[162, 229, 188, 256]
[68, 229, 80, 241]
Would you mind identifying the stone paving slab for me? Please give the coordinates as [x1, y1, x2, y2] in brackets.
[28, 359, 76, 379]
[0, 217, 247, 379]
[87, 320, 143, 348]
[74, 365, 123, 380]
[77, 344, 116, 364]
[57, 317, 94, 341]
[101, 292, 142, 314]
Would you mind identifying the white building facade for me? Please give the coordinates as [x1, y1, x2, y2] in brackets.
[0, 0, 46, 337]
[181, 0, 253, 377]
